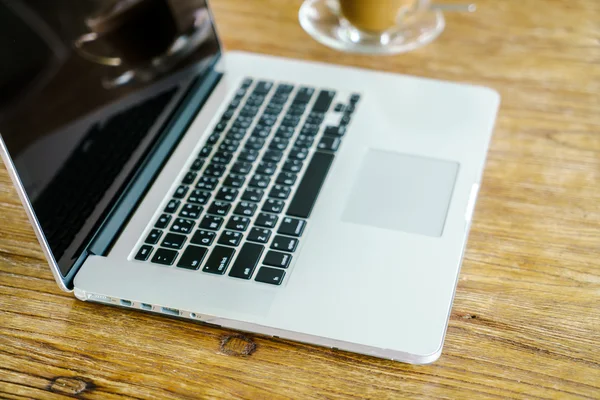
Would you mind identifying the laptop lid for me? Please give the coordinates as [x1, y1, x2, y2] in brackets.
[0, 0, 222, 289]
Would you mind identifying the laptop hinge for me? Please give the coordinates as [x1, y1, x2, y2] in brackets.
[65, 67, 222, 288]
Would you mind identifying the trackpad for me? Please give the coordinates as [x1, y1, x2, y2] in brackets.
[342, 150, 459, 237]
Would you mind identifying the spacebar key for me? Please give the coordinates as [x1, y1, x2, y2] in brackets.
[286, 151, 334, 218]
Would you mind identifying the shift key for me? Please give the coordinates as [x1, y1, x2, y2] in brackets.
[203, 245, 235, 275]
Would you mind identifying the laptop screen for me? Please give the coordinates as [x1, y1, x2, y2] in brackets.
[0, 0, 221, 276]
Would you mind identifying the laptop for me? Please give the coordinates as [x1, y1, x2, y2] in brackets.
[0, 0, 500, 364]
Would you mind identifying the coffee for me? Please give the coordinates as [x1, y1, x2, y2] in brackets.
[339, 0, 417, 33]
[87, 0, 178, 67]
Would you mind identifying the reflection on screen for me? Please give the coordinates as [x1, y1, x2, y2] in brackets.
[0, 0, 220, 275]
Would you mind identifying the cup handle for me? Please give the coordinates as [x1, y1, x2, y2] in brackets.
[74, 32, 122, 67]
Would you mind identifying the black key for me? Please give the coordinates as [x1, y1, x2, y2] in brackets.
[318, 136, 341, 152]
[276, 172, 297, 186]
[263, 150, 283, 163]
[252, 126, 271, 139]
[288, 147, 309, 160]
[245, 96, 264, 107]
[255, 213, 278, 228]
[164, 199, 181, 213]
[350, 93, 361, 104]
[219, 139, 240, 153]
[177, 245, 208, 270]
[269, 137, 289, 151]
[229, 125, 248, 136]
[312, 90, 335, 113]
[212, 151, 233, 164]
[245, 136, 265, 151]
[324, 125, 347, 137]
[199, 215, 224, 231]
[151, 248, 178, 266]
[155, 214, 172, 229]
[287, 107, 304, 117]
[276, 83, 294, 93]
[223, 174, 246, 188]
[271, 235, 299, 252]
[254, 80, 273, 94]
[173, 185, 189, 199]
[276, 126, 295, 139]
[282, 159, 303, 173]
[190, 158, 205, 171]
[199, 145, 213, 157]
[179, 203, 202, 219]
[340, 113, 352, 126]
[278, 217, 306, 237]
[300, 124, 320, 137]
[229, 243, 264, 279]
[235, 88, 246, 98]
[135, 245, 153, 261]
[282, 115, 301, 127]
[170, 218, 195, 234]
[289, 104, 306, 114]
[238, 149, 259, 162]
[242, 188, 264, 203]
[196, 176, 219, 191]
[203, 246, 235, 275]
[293, 87, 315, 104]
[226, 215, 251, 232]
[269, 185, 291, 200]
[234, 201, 257, 217]
[265, 104, 283, 114]
[222, 108, 235, 120]
[226, 130, 245, 141]
[216, 187, 239, 202]
[233, 118, 251, 129]
[241, 77, 253, 88]
[229, 243, 265, 279]
[263, 251, 292, 269]
[249, 174, 270, 189]
[256, 161, 277, 176]
[162, 233, 187, 250]
[247, 227, 271, 244]
[255, 267, 285, 285]
[262, 199, 285, 214]
[208, 201, 231, 217]
[204, 163, 227, 178]
[191, 229, 216, 246]
[286, 151, 334, 219]
[334, 103, 345, 112]
[182, 171, 197, 185]
[229, 100, 241, 111]
[218, 230, 243, 247]
[188, 189, 210, 205]
[346, 104, 355, 114]
[240, 105, 259, 117]
[145, 229, 163, 245]
[231, 161, 252, 175]
[259, 118, 277, 128]
[295, 136, 314, 149]
[207, 133, 220, 145]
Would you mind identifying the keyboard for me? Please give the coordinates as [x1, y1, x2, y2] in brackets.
[132, 78, 360, 285]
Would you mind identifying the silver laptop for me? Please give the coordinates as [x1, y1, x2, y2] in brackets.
[0, 0, 500, 364]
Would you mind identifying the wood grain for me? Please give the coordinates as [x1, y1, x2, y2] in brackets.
[1, 0, 599, 398]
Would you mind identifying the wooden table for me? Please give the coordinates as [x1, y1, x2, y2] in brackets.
[1, 0, 599, 398]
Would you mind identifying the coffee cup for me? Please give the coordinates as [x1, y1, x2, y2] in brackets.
[338, 0, 431, 35]
[74, 0, 178, 68]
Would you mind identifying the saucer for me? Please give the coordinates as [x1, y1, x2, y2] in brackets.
[298, 0, 445, 55]
[103, 9, 213, 88]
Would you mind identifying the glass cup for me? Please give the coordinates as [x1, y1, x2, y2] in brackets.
[299, 0, 445, 54]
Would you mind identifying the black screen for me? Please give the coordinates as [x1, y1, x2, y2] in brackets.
[0, 0, 220, 275]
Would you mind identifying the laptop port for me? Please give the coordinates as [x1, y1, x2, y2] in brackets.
[140, 303, 152, 311]
[120, 299, 132, 306]
[161, 307, 179, 316]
